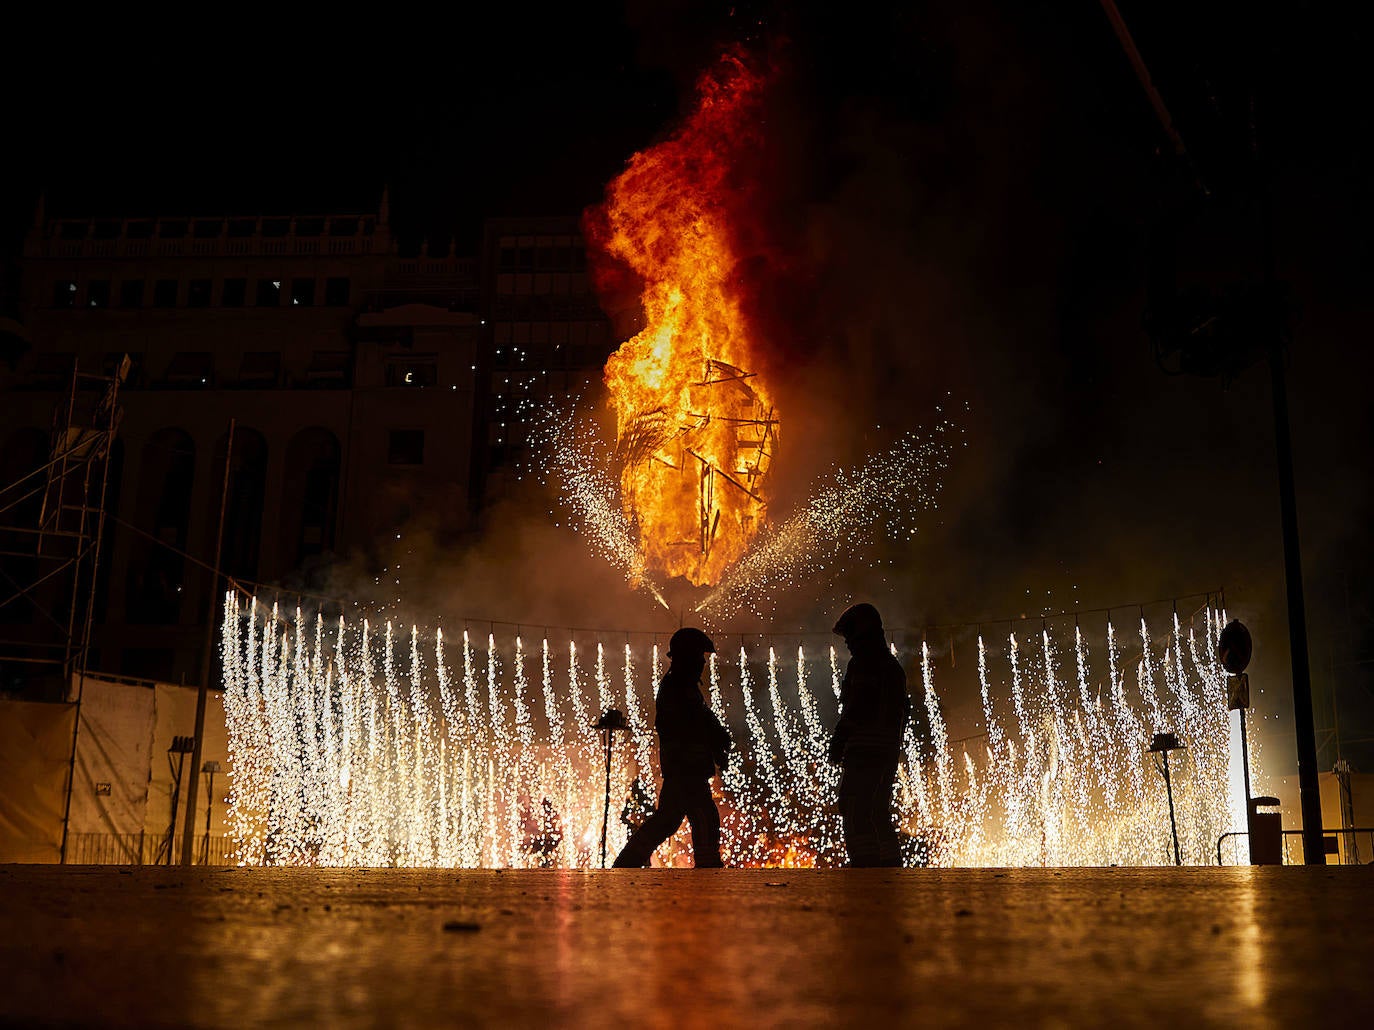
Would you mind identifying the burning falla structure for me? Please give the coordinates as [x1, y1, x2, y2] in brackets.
[542, 49, 951, 618]
[587, 52, 777, 588]
[609, 358, 776, 586]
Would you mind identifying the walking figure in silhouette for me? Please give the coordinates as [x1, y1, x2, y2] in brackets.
[613, 627, 730, 868]
[828, 603, 911, 867]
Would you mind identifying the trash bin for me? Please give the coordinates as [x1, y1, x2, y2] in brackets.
[1248, 796, 1283, 865]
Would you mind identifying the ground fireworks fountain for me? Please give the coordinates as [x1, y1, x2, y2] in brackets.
[221, 593, 1244, 868]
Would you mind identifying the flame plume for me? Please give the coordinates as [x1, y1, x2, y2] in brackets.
[587, 51, 776, 587]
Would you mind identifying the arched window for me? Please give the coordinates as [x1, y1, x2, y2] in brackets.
[127, 428, 194, 624]
[282, 428, 341, 571]
[210, 428, 267, 585]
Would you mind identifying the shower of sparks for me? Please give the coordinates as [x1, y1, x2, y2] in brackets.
[223, 593, 1245, 869]
[529, 401, 961, 620]
[525, 402, 670, 609]
[696, 417, 961, 619]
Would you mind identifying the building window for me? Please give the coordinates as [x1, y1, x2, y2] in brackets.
[163, 351, 214, 387]
[187, 279, 212, 307]
[221, 278, 246, 307]
[120, 280, 144, 307]
[86, 280, 111, 308]
[287, 428, 341, 565]
[228, 218, 256, 238]
[385, 358, 437, 387]
[125, 221, 154, 240]
[324, 277, 350, 306]
[59, 222, 88, 241]
[304, 350, 351, 387]
[159, 220, 187, 239]
[290, 278, 316, 306]
[153, 279, 178, 307]
[295, 217, 324, 237]
[238, 351, 281, 386]
[127, 429, 195, 625]
[387, 430, 425, 466]
[261, 218, 290, 237]
[329, 218, 358, 236]
[53, 280, 77, 308]
[193, 219, 222, 239]
[256, 279, 281, 307]
[26, 351, 76, 388]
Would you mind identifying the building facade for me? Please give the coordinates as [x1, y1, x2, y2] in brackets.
[478, 216, 616, 497]
[0, 198, 619, 692]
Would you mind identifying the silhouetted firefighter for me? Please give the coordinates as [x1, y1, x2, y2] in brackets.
[829, 603, 911, 867]
[613, 628, 731, 868]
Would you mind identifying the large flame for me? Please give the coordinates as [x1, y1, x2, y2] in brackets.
[587, 52, 777, 587]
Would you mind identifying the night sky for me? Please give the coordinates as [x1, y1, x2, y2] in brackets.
[5, 1, 1371, 772]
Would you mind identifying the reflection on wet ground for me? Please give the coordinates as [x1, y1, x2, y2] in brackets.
[2, 865, 1369, 1027]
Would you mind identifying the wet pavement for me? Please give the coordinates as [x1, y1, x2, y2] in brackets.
[1, 864, 1369, 1028]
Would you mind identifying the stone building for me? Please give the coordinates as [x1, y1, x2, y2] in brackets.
[0, 198, 613, 692]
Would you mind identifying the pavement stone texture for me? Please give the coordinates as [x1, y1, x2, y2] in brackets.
[1, 865, 1370, 1028]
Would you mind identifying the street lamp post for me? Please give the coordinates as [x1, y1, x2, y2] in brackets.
[163, 735, 196, 865]
[592, 708, 629, 868]
[201, 760, 222, 865]
[1149, 732, 1186, 866]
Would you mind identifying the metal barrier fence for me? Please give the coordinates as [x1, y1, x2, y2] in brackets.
[65, 833, 241, 866]
[1216, 827, 1374, 866]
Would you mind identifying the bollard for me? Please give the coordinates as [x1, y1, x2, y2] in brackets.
[1248, 796, 1283, 865]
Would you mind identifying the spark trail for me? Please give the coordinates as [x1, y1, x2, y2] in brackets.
[222, 594, 1242, 869]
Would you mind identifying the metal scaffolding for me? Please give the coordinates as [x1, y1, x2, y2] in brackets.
[0, 356, 126, 692]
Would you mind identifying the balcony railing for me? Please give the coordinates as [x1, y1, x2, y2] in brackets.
[37, 216, 383, 260]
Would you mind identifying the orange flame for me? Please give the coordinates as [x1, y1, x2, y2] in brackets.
[587, 52, 778, 587]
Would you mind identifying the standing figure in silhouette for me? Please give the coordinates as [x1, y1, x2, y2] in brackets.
[828, 603, 911, 867]
[613, 627, 731, 868]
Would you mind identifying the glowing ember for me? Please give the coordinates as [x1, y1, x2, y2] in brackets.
[222, 594, 1247, 868]
[586, 50, 776, 587]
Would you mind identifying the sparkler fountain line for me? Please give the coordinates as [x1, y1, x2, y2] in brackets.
[222, 595, 1247, 869]
[623, 642, 655, 806]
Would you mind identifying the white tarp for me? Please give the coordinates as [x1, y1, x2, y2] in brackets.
[0, 700, 76, 863]
[0, 675, 232, 863]
[65, 676, 156, 858]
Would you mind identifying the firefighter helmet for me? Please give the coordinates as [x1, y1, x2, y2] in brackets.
[668, 627, 717, 659]
[833, 602, 884, 639]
